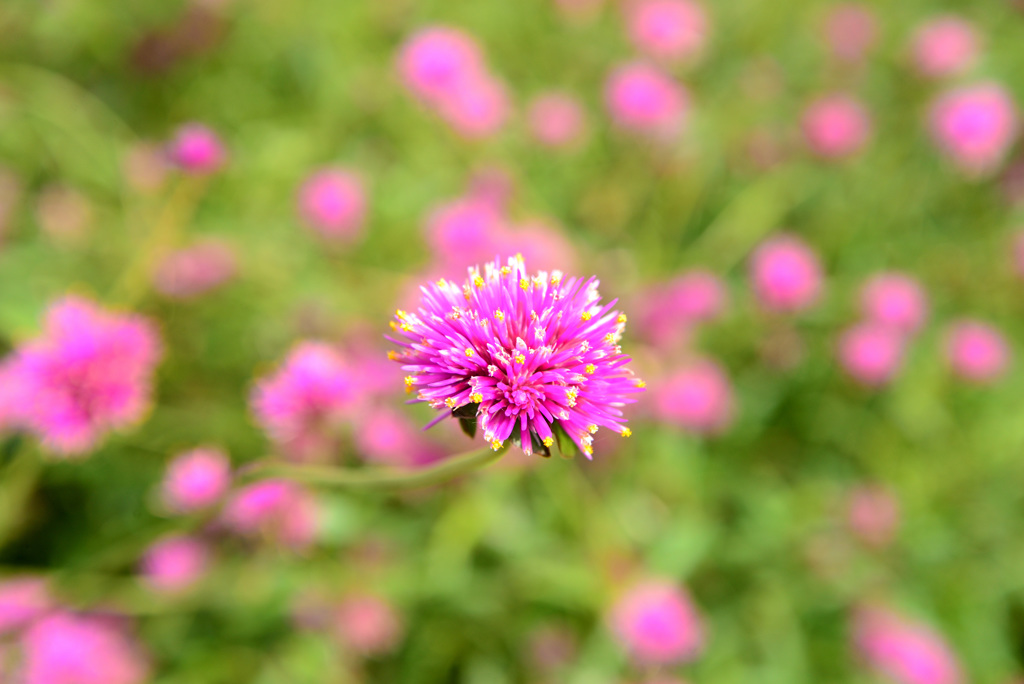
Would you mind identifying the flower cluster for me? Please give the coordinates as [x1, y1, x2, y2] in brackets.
[388, 256, 644, 458]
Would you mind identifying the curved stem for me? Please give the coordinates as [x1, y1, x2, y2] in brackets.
[243, 444, 509, 491]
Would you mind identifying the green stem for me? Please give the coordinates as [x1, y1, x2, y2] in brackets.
[244, 445, 509, 491]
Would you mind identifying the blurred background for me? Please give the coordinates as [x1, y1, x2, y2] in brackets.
[1, 0, 1024, 682]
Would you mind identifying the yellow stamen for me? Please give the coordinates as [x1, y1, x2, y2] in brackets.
[465, 348, 475, 357]
[617, 314, 628, 324]
[514, 353, 526, 364]
[604, 333, 616, 343]
[582, 444, 594, 456]
[471, 392, 484, 403]
[636, 379, 646, 388]
[389, 321, 397, 330]
[436, 278, 447, 288]
[520, 278, 529, 290]
[588, 424, 598, 434]
[401, 323, 413, 332]
[542, 437, 554, 447]
[396, 309, 407, 319]
[444, 397, 457, 408]
[473, 275, 485, 288]
[387, 350, 399, 361]
[500, 266, 511, 275]
[494, 310, 504, 321]
[581, 312, 592, 321]
[585, 363, 596, 375]
[490, 439, 503, 451]
[404, 376, 415, 393]
[621, 428, 632, 438]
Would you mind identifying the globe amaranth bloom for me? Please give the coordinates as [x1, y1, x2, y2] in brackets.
[388, 256, 644, 458]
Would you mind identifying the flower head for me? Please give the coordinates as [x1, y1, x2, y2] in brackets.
[19, 612, 150, 684]
[605, 62, 688, 136]
[626, 0, 709, 63]
[802, 94, 872, 159]
[838, 323, 905, 387]
[161, 447, 231, 513]
[750, 234, 823, 312]
[388, 257, 643, 458]
[609, 580, 704, 665]
[140, 535, 209, 594]
[298, 168, 367, 242]
[823, 3, 877, 64]
[653, 360, 734, 434]
[528, 92, 587, 149]
[847, 485, 900, 548]
[10, 296, 161, 456]
[854, 606, 963, 684]
[222, 480, 319, 549]
[930, 83, 1019, 176]
[167, 123, 226, 175]
[397, 27, 485, 104]
[153, 239, 236, 300]
[860, 273, 928, 336]
[911, 16, 980, 79]
[945, 320, 1010, 383]
[334, 594, 403, 656]
[251, 342, 357, 460]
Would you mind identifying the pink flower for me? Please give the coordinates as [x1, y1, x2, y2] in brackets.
[824, 4, 877, 64]
[637, 270, 727, 348]
[654, 360, 734, 435]
[222, 480, 319, 549]
[838, 323, 905, 386]
[167, 123, 226, 174]
[153, 239, 236, 300]
[10, 297, 161, 456]
[626, 0, 709, 63]
[605, 62, 688, 136]
[251, 342, 357, 460]
[860, 273, 928, 336]
[397, 27, 485, 104]
[945, 320, 1010, 383]
[528, 92, 586, 149]
[353, 409, 442, 468]
[854, 606, 963, 684]
[161, 447, 231, 513]
[802, 95, 871, 159]
[19, 612, 149, 684]
[435, 73, 509, 139]
[425, 197, 508, 270]
[750, 235, 823, 312]
[911, 16, 980, 79]
[930, 83, 1019, 176]
[847, 485, 900, 548]
[0, 578, 51, 635]
[334, 594, 403, 656]
[297, 168, 367, 242]
[140, 535, 209, 593]
[610, 580, 704, 665]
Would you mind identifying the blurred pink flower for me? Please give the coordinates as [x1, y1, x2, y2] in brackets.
[153, 239, 237, 300]
[466, 166, 516, 212]
[122, 142, 170, 194]
[167, 123, 226, 174]
[610, 580, 705, 665]
[298, 168, 367, 242]
[626, 0, 709, 63]
[141, 535, 209, 593]
[930, 83, 1019, 176]
[911, 16, 980, 79]
[847, 485, 900, 548]
[839, 323, 905, 386]
[750, 234, 823, 312]
[251, 342, 357, 460]
[945, 320, 1010, 383]
[334, 594, 403, 656]
[824, 4, 877, 64]
[354, 408, 443, 468]
[19, 612, 150, 684]
[397, 27, 484, 104]
[504, 219, 579, 274]
[222, 480, 319, 549]
[854, 606, 963, 684]
[0, 578, 51, 635]
[528, 92, 586, 149]
[606, 62, 688, 136]
[435, 73, 509, 139]
[654, 360, 734, 435]
[860, 273, 928, 337]
[36, 185, 93, 244]
[161, 447, 231, 513]
[10, 296, 161, 456]
[425, 196, 508, 270]
[637, 270, 727, 348]
[802, 95, 871, 159]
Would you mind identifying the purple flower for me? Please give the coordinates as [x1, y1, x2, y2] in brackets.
[388, 257, 644, 458]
